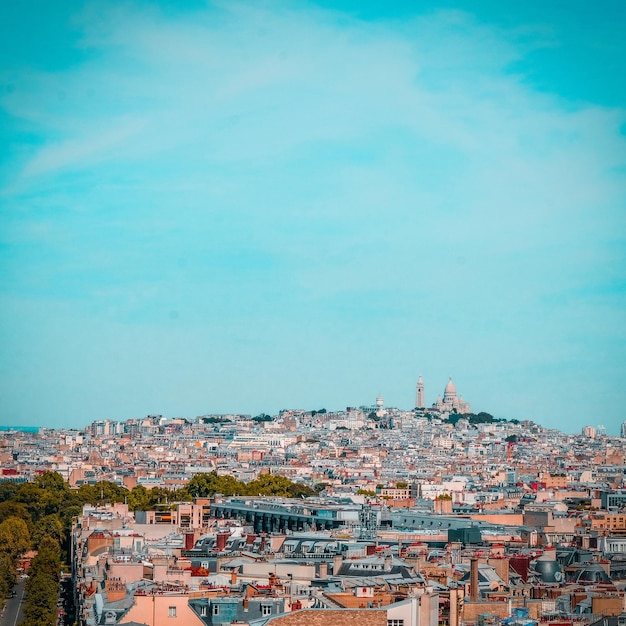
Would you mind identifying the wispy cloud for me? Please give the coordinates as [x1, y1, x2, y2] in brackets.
[19, 116, 146, 178]
[0, 1, 624, 428]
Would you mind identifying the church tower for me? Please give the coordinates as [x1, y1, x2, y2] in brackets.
[415, 375, 425, 409]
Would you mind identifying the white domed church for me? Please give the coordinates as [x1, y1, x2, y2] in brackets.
[432, 377, 470, 414]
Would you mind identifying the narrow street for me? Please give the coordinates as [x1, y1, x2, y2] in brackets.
[0, 579, 26, 626]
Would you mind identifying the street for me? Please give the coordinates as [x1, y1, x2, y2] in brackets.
[0, 579, 25, 626]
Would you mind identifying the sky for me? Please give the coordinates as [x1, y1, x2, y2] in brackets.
[1, 1, 625, 434]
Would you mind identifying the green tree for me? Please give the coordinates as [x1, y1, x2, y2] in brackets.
[34, 471, 72, 516]
[465, 412, 495, 424]
[71, 481, 128, 506]
[74, 483, 98, 504]
[0, 482, 19, 502]
[14, 483, 46, 521]
[245, 474, 294, 497]
[127, 485, 152, 511]
[187, 472, 243, 498]
[148, 486, 178, 509]
[0, 552, 17, 600]
[93, 481, 128, 505]
[0, 501, 32, 526]
[34, 471, 67, 492]
[0, 517, 30, 558]
[32, 514, 64, 549]
[171, 486, 193, 503]
[59, 504, 82, 530]
[27, 536, 61, 583]
[23, 567, 58, 626]
[287, 482, 316, 498]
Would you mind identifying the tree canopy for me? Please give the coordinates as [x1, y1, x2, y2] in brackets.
[186, 471, 315, 499]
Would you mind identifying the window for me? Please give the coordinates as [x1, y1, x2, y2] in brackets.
[200, 606, 207, 616]
[388, 620, 404, 626]
[213, 605, 220, 616]
[262, 605, 272, 616]
[168, 606, 176, 618]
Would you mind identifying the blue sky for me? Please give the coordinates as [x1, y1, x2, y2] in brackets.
[1, 1, 625, 433]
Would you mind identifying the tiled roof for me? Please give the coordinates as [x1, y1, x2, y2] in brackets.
[266, 609, 387, 625]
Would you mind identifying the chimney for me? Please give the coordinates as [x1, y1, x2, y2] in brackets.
[216, 531, 229, 552]
[449, 586, 461, 626]
[184, 532, 196, 550]
[105, 578, 126, 603]
[231, 571, 238, 585]
[470, 558, 479, 602]
[384, 554, 393, 571]
[319, 562, 328, 579]
[333, 554, 343, 575]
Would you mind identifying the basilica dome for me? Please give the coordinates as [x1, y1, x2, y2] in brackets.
[444, 377, 456, 396]
[432, 376, 470, 414]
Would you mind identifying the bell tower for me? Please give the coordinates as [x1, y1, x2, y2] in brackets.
[415, 375, 425, 409]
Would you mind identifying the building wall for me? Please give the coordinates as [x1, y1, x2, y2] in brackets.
[153, 563, 192, 586]
[121, 593, 204, 626]
[107, 562, 144, 584]
[590, 513, 626, 533]
[539, 474, 568, 489]
[385, 594, 439, 626]
[379, 488, 411, 500]
[86, 533, 114, 555]
[241, 561, 316, 583]
[592, 595, 625, 616]
[601, 491, 626, 509]
[462, 601, 510, 623]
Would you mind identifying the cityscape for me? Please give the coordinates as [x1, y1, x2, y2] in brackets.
[1, 1, 625, 626]
[1, 376, 626, 625]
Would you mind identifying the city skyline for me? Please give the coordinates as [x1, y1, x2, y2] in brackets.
[1, 1, 625, 433]
[0, 376, 619, 437]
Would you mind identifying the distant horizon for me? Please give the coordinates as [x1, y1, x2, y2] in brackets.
[0, 402, 620, 437]
[1, 1, 625, 436]
[0, 425, 39, 433]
